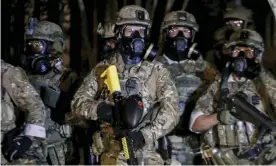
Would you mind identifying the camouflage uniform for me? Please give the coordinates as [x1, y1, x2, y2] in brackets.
[205, 6, 254, 73]
[1, 60, 47, 165]
[70, 6, 180, 163]
[70, 5, 180, 165]
[22, 20, 77, 165]
[190, 29, 276, 165]
[156, 11, 217, 165]
[258, 70, 276, 119]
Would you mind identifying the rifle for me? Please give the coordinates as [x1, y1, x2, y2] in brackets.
[226, 93, 276, 160]
[101, 65, 143, 165]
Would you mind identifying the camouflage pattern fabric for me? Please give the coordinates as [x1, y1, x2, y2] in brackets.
[225, 29, 264, 52]
[155, 55, 216, 165]
[70, 52, 180, 164]
[223, 6, 253, 22]
[92, 124, 175, 165]
[26, 69, 76, 165]
[25, 20, 64, 48]
[161, 11, 199, 32]
[258, 70, 276, 117]
[1, 60, 47, 165]
[116, 5, 151, 27]
[190, 73, 276, 165]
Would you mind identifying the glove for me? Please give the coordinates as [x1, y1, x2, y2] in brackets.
[97, 102, 114, 124]
[217, 110, 237, 125]
[115, 130, 145, 151]
[2, 136, 32, 162]
[264, 147, 276, 162]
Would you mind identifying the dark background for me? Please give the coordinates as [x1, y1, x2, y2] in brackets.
[1, 0, 275, 77]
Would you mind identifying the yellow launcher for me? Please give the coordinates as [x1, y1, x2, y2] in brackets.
[100, 65, 131, 161]
[100, 65, 121, 94]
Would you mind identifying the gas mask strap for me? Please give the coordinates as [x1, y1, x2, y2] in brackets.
[143, 43, 154, 60]
[187, 43, 197, 59]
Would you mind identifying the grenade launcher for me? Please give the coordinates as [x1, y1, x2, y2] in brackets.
[101, 65, 143, 165]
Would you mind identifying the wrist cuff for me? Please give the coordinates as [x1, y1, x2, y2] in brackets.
[24, 124, 46, 139]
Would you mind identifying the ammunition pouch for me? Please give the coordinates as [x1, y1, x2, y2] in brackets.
[157, 136, 172, 165]
[32, 81, 61, 108]
[202, 146, 258, 165]
[41, 86, 61, 108]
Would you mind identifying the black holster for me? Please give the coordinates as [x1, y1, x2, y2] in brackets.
[157, 136, 172, 165]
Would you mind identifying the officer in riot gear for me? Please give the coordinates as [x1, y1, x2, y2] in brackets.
[190, 29, 276, 165]
[155, 10, 217, 165]
[205, 5, 254, 73]
[68, 5, 180, 165]
[20, 18, 79, 165]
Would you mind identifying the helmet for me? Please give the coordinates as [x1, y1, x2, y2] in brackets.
[116, 5, 151, 27]
[97, 22, 116, 38]
[225, 29, 264, 52]
[223, 6, 253, 23]
[161, 11, 199, 32]
[213, 26, 235, 42]
[25, 20, 64, 49]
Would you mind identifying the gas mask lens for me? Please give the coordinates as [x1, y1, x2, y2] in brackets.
[232, 46, 255, 59]
[123, 25, 146, 38]
[25, 40, 47, 54]
[168, 27, 192, 38]
[225, 20, 244, 29]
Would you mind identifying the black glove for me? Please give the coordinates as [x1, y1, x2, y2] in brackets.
[97, 102, 114, 123]
[116, 130, 145, 151]
[2, 136, 32, 162]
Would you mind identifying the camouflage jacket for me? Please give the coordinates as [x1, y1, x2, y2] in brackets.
[258, 70, 276, 119]
[190, 73, 276, 148]
[155, 55, 217, 131]
[1, 60, 46, 140]
[70, 52, 180, 146]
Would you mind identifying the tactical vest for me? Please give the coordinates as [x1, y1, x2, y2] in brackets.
[156, 55, 203, 117]
[27, 70, 72, 165]
[155, 55, 204, 165]
[204, 81, 263, 149]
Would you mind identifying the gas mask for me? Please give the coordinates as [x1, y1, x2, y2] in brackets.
[22, 39, 64, 74]
[21, 40, 52, 74]
[164, 26, 200, 61]
[225, 19, 244, 30]
[119, 25, 148, 64]
[230, 46, 261, 79]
